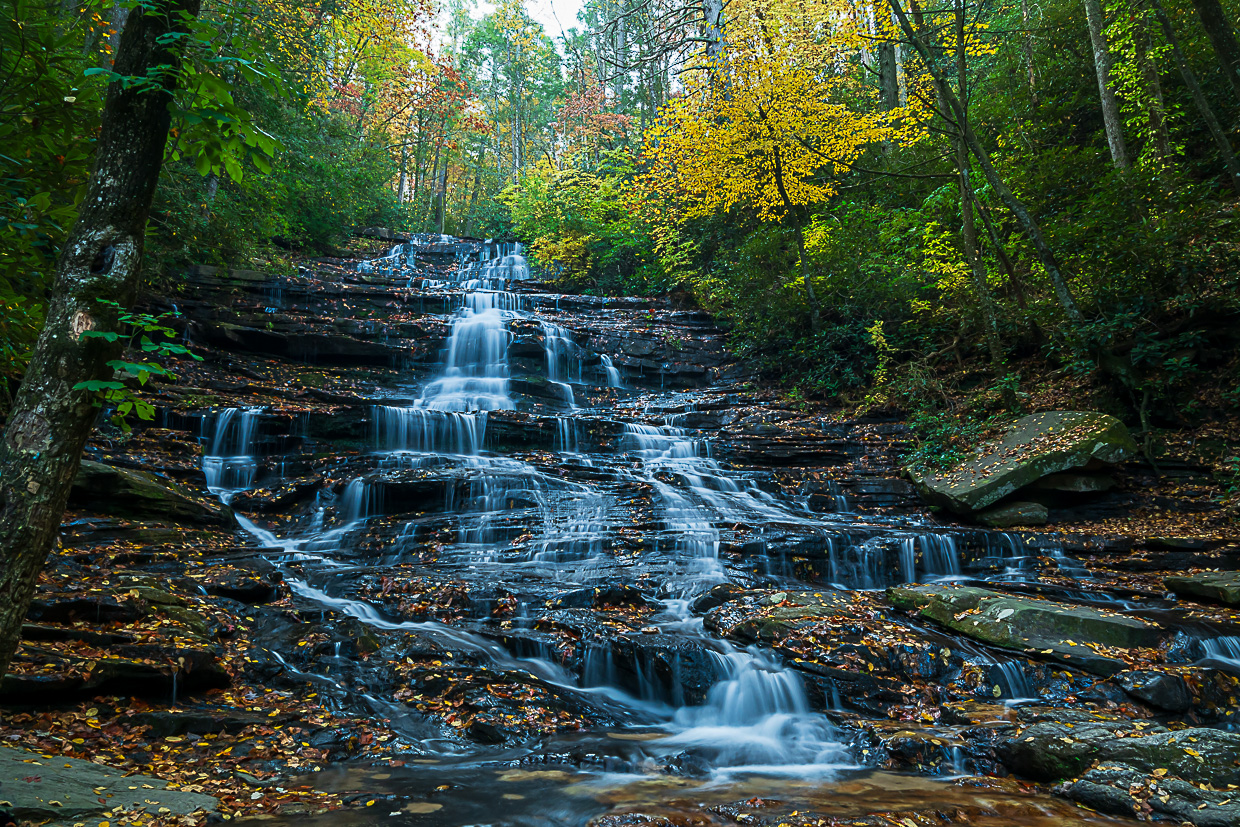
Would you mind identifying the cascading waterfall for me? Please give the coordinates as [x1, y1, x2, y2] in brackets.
[198, 233, 1105, 796]
[202, 407, 262, 499]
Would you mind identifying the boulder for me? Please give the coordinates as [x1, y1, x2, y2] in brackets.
[1003, 721, 1240, 786]
[0, 746, 216, 821]
[1061, 763, 1240, 827]
[888, 584, 1164, 674]
[1165, 571, 1240, 606]
[912, 411, 1137, 514]
[976, 501, 1048, 527]
[1114, 670, 1192, 712]
[71, 460, 231, 525]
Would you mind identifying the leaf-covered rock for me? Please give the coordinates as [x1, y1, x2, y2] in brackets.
[911, 411, 1137, 514]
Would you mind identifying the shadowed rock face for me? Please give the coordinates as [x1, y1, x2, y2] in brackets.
[912, 411, 1138, 514]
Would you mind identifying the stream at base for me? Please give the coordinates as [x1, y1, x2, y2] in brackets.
[197, 238, 1146, 825]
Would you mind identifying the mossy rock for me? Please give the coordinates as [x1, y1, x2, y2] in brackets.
[912, 411, 1137, 514]
[1165, 572, 1240, 606]
[72, 460, 232, 525]
[887, 584, 1163, 675]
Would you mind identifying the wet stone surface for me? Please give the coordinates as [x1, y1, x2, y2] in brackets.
[4, 237, 1239, 826]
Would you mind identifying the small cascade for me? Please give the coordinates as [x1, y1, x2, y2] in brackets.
[201, 407, 262, 499]
[376, 405, 486, 456]
[1202, 636, 1240, 667]
[600, 354, 623, 388]
[418, 292, 513, 412]
[989, 660, 1036, 701]
[662, 645, 850, 770]
[920, 533, 962, 578]
[541, 321, 581, 407]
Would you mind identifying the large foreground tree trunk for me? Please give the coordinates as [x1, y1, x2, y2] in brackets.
[0, 0, 201, 680]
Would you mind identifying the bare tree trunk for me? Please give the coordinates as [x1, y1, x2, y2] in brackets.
[1149, 0, 1240, 195]
[1021, 0, 1040, 104]
[1083, 0, 1130, 169]
[954, 1, 1003, 368]
[888, 0, 1085, 326]
[0, 0, 200, 680]
[1188, 0, 1240, 105]
[1134, 6, 1173, 168]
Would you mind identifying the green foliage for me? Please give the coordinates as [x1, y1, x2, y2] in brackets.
[0, 0, 103, 382]
[72, 300, 201, 431]
[502, 153, 674, 295]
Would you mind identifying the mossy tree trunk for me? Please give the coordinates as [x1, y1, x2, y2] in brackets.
[0, 0, 201, 680]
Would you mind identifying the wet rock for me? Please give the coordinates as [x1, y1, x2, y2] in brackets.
[888, 584, 1164, 675]
[189, 321, 403, 367]
[911, 411, 1137, 514]
[976, 501, 1048, 527]
[0, 746, 216, 820]
[1003, 721, 1240, 786]
[1165, 571, 1240, 606]
[26, 593, 145, 624]
[690, 583, 746, 613]
[228, 476, 323, 514]
[71, 460, 231, 525]
[202, 569, 278, 603]
[1114, 670, 1192, 712]
[1061, 763, 1240, 826]
[550, 585, 651, 610]
[125, 706, 298, 737]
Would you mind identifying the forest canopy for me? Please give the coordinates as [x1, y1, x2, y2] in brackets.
[3, 0, 1239, 428]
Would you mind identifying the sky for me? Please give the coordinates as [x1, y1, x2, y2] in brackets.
[476, 0, 586, 40]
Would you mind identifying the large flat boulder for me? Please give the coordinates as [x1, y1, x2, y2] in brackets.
[0, 745, 216, 821]
[71, 460, 231, 525]
[912, 411, 1137, 514]
[888, 584, 1164, 674]
[1165, 571, 1240, 606]
[1003, 721, 1240, 786]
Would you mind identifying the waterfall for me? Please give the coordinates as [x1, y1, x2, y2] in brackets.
[201, 407, 261, 498]
[600, 354, 623, 388]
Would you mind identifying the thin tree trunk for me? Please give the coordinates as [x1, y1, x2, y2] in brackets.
[1188, 0, 1240, 105]
[0, 0, 200, 680]
[888, 0, 1086, 327]
[771, 146, 818, 331]
[1134, 6, 1173, 168]
[1149, 0, 1240, 195]
[1083, 0, 1130, 169]
[975, 197, 1030, 313]
[1021, 0, 1040, 104]
[954, 1, 1003, 368]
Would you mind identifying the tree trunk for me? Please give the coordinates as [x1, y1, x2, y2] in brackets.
[1021, 0, 1040, 105]
[1188, 0, 1240, 105]
[1149, 0, 1240, 195]
[954, 1, 1003, 368]
[0, 0, 200, 680]
[878, 42, 899, 110]
[1134, 6, 1173, 168]
[888, 0, 1085, 327]
[1083, 0, 1130, 169]
[771, 146, 818, 331]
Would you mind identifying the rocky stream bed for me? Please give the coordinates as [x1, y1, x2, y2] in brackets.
[2, 237, 1238, 827]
